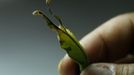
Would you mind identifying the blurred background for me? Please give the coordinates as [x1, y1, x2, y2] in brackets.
[0, 0, 134, 75]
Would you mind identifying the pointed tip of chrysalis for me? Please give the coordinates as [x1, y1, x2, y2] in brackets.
[32, 10, 43, 16]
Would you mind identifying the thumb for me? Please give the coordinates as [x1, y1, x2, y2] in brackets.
[81, 63, 134, 75]
[80, 13, 134, 62]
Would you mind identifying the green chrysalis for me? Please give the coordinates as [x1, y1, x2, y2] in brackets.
[33, 0, 89, 71]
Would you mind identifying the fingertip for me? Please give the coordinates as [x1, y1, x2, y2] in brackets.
[58, 54, 80, 75]
[80, 63, 116, 75]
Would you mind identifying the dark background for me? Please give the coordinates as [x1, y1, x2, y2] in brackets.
[0, 0, 134, 75]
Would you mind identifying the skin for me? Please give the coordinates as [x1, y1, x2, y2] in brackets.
[58, 13, 134, 75]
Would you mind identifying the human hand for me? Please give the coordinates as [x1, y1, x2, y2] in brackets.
[58, 13, 134, 75]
